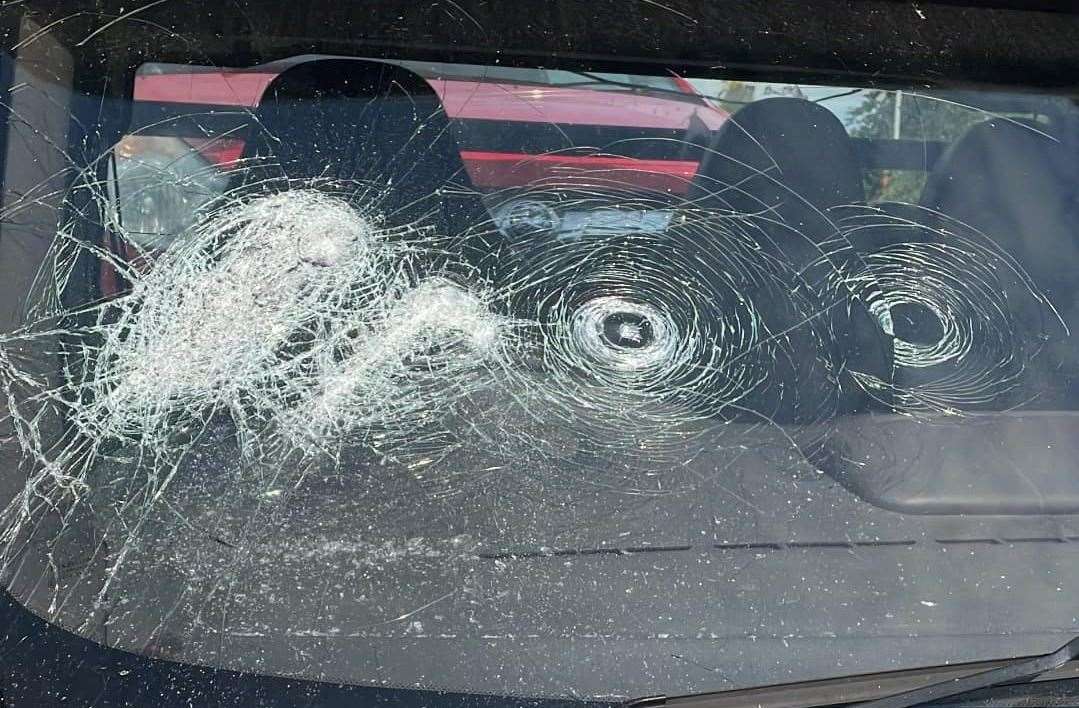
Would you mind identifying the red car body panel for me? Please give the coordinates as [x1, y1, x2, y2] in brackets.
[426, 78, 726, 131]
[460, 150, 698, 193]
[134, 72, 276, 107]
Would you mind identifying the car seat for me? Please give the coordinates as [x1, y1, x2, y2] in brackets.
[235, 58, 496, 267]
[920, 117, 1078, 404]
[689, 96, 865, 249]
[689, 96, 891, 421]
[822, 118, 1079, 515]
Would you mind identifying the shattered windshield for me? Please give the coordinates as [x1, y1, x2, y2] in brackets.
[3, 1, 1079, 705]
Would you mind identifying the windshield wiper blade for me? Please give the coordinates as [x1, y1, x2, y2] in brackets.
[854, 635, 1079, 708]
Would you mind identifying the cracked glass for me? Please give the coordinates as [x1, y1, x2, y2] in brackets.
[2, 2, 1079, 705]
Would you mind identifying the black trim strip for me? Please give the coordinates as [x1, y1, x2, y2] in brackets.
[482, 535, 1079, 561]
[26, 0, 1079, 93]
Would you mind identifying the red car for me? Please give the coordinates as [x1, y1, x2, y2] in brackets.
[128, 60, 726, 191]
[104, 60, 728, 293]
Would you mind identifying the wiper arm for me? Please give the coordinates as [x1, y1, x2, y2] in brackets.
[855, 635, 1079, 708]
[632, 635, 1079, 708]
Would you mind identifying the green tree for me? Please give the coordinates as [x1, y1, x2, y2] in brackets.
[849, 91, 986, 203]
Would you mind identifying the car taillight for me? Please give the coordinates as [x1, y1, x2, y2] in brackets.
[109, 135, 233, 250]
